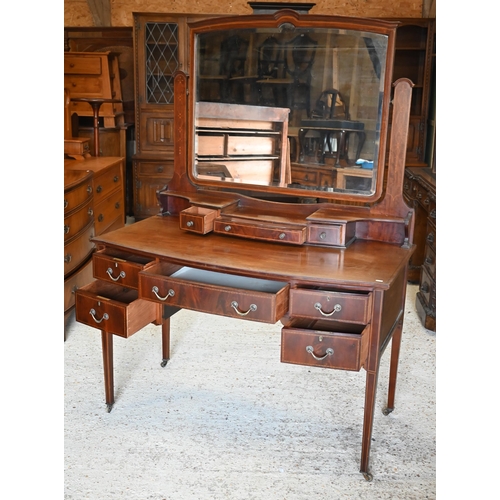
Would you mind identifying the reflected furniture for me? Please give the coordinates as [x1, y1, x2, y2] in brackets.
[75, 10, 416, 481]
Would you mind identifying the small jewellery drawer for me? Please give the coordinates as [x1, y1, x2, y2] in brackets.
[214, 217, 307, 245]
[289, 288, 371, 324]
[64, 55, 102, 74]
[93, 164, 122, 203]
[180, 206, 218, 234]
[93, 249, 156, 289]
[64, 197, 94, 241]
[139, 263, 289, 323]
[94, 190, 123, 235]
[75, 281, 158, 338]
[307, 223, 355, 247]
[281, 319, 369, 371]
[64, 222, 95, 277]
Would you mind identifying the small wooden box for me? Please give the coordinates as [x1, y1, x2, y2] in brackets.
[64, 138, 91, 159]
[179, 206, 218, 234]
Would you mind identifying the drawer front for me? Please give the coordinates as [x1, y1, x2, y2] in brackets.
[64, 198, 94, 241]
[291, 167, 319, 186]
[65, 55, 102, 75]
[64, 178, 93, 214]
[419, 267, 435, 312]
[137, 161, 174, 177]
[281, 323, 369, 371]
[180, 207, 217, 234]
[289, 288, 371, 324]
[65, 76, 104, 97]
[64, 222, 95, 277]
[139, 264, 289, 323]
[75, 281, 158, 338]
[423, 245, 436, 278]
[214, 218, 306, 245]
[94, 189, 124, 235]
[93, 163, 122, 204]
[93, 250, 155, 289]
[307, 223, 355, 247]
[64, 258, 94, 313]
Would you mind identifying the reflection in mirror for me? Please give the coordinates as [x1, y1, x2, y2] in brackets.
[193, 25, 388, 197]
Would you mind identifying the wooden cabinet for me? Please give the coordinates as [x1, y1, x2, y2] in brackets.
[386, 18, 435, 166]
[132, 13, 212, 220]
[403, 167, 436, 331]
[64, 169, 95, 324]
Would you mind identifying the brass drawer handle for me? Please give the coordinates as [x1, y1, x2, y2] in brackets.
[152, 286, 175, 301]
[186, 220, 194, 227]
[306, 345, 334, 361]
[106, 267, 126, 282]
[314, 302, 341, 317]
[231, 301, 257, 316]
[89, 308, 109, 324]
[64, 254, 72, 263]
[96, 185, 102, 193]
[64, 225, 70, 234]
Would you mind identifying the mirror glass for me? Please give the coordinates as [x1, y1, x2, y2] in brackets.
[192, 22, 389, 198]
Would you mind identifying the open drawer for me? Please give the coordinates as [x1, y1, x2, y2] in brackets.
[75, 281, 159, 338]
[139, 262, 289, 323]
[93, 248, 156, 289]
[281, 319, 370, 371]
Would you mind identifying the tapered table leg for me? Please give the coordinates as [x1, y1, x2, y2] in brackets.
[160, 317, 171, 367]
[384, 320, 403, 415]
[101, 330, 114, 412]
[360, 369, 380, 481]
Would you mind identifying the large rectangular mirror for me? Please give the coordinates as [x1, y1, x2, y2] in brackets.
[188, 12, 397, 202]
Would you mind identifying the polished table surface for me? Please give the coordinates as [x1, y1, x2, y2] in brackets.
[93, 215, 413, 291]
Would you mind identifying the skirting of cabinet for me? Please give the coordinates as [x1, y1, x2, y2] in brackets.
[415, 290, 435, 331]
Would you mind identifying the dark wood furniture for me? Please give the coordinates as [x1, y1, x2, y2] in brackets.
[132, 12, 216, 220]
[403, 167, 436, 331]
[75, 11, 416, 481]
[64, 169, 95, 325]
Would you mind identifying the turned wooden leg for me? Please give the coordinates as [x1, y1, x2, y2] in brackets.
[101, 330, 114, 412]
[384, 320, 403, 415]
[160, 317, 171, 367]
[360, 369, 380, 481]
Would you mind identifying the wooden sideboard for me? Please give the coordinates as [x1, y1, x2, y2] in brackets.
[403, 167, 436, 331]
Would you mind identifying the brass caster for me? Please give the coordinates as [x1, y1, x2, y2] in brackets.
[161, 359, 169, 367]
[362, 471, 373, 482]
[106, 403, 113, 413]
[382, 407, 394, 416]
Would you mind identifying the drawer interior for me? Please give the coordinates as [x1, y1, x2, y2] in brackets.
[81, 280, 139, 304]
[96, 248, 154, 266]
[169, 266, 287, 292]
[286, 318, 366, 335]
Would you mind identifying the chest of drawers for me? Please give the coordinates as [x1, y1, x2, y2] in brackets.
[65, 157, 125, 237]
[64, 169, 95, 324]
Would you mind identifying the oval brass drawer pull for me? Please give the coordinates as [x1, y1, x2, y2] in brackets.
[306, 345, 334, 361]
[106, 267, 126, 282]
[231, 301, 257, 316]
[89, 308, 109, 324]
[152, 286, 175, 301]
[314, 302, 341, 316]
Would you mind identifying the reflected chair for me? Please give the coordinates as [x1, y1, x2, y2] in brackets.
[299, 89, 366, 165]
[284, 33, 317, 120]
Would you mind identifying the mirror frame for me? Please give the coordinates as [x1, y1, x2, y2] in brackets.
[187, 10, 398, 204]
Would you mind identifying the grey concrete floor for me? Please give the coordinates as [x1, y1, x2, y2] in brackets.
[64, 284, 436, 499]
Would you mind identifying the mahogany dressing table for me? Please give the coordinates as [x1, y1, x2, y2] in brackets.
[75, 10, 415, 481]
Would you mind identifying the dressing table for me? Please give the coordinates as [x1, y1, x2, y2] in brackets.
[74, 9, 415, 480]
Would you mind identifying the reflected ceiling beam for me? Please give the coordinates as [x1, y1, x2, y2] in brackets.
[87, 0, 111, 26]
